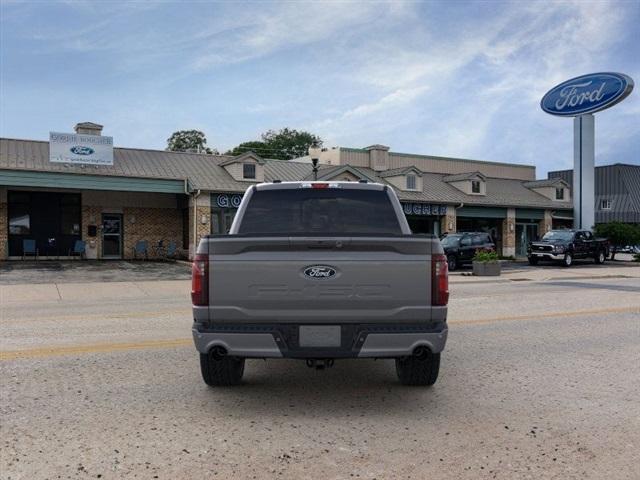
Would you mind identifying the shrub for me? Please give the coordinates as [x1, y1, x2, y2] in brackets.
[594, 222, 640, 260]
[473, 250, 499, 262]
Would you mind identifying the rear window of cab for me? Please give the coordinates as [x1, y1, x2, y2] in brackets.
[238, 188, 402, 235]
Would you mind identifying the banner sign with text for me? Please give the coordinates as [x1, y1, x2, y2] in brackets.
[402, 203, 447, 216]
[49, 132, 114, 166]
[215, 193, 243, 208]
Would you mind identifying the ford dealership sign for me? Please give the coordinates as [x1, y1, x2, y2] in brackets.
[541, 72, 634, 116]
[70, 146, 95, 155]
[50, 132, 114, 165]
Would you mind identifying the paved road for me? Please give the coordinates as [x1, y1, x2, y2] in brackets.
[1, 272, 639, 479]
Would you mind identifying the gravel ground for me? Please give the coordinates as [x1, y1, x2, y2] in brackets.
[1, 275, 639, 479]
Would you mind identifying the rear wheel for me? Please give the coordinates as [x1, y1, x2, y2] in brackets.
[395, 351, 440, 386]
[595, 250, 606, 264]
[200, 351, 245, 387]
[447, 255, 458, 271]
[562, 253, 573, 267]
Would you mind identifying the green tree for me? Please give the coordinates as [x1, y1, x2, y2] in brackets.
[225, 141, 269, 157]
[594, 222, 640, 260]
[226, 128, 322, 160]
[166, 130, 217, 154]
[261, 128, 322, 160]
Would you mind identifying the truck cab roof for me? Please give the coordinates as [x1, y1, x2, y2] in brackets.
[254, 181, 386, 191]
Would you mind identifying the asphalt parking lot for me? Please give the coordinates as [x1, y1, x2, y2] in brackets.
[1, 261, 639, 479]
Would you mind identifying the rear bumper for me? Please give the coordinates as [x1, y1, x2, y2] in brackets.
[192, 323, 448, 359]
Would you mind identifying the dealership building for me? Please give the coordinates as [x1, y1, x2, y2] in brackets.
[0, 122, 581, 261]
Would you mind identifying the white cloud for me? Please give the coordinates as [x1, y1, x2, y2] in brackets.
[2, 0, 636, 172]
[309, 0, 636, 174]
[190, 2, 409, 71]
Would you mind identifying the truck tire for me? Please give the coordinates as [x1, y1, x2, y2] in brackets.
[528, 256, 539, 265]
[200, 352, 245, 386]
[595, 250, 606, 264]
[447, 255, 457, 271]
[395, 352, 440, 386]
[562, 253, 573, 267]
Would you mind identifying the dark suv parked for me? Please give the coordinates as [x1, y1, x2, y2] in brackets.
[440, 232, 496, 271]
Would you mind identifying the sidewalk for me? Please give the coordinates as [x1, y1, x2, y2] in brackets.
[0, 280, 190, 305]
[449, 260, 640, 284]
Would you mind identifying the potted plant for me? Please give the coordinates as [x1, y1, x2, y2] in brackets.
[472, 250, 501, 276]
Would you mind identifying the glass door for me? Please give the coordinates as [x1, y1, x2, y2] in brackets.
[516, 223, 539, 257]
[102, 214, 123, 259]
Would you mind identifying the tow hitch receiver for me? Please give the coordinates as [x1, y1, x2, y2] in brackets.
[306, 359, 335, 370]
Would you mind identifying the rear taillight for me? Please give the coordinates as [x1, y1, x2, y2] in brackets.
[432, 254, 449, 306]
[191, 253, 209, 306]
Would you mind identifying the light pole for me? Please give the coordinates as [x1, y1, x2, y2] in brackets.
[308, 143, 321, 181]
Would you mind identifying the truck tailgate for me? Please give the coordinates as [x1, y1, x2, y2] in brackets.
[206, 236, 434, 324]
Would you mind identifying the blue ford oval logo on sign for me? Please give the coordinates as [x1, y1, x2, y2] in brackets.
[70, 146, 95, 155]
[303, 265, 337, 279]
[541, 72, 634, 116]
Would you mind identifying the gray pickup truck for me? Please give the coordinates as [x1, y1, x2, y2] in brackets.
[191, 181, 449, 386]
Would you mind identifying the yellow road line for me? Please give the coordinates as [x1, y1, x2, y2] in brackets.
[0, 338, 191, 361]
[2, 305, 639, 361]
[0, 309, 190, 323]
[449, 305, 640, 326]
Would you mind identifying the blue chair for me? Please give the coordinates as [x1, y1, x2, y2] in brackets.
[68, 240, 86, 260]
[22, 239, 38, 261]
[165, 240, 177, 259]
[133, 240, 149, 260]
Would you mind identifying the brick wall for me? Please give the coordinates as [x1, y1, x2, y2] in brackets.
[81, 205, 103, 259]
[502, 208, 516, 257]
[188, 206, 211, 259]
[123, 207, 182, 260]
[539, 210, 553, 237]
[440, 205, 457, 234]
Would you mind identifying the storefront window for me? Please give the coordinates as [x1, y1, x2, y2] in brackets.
[182, 208, 190, 249]
[8, 192, 30, 234]
[8, 191, 81, 257]
[9, 208, 30, 234]
[211, 193, 242, 234]
[211, 209, 237, 234]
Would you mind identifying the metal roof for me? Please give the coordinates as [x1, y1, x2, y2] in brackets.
[378, 166, 422, 178]
[296, 162, 572, 209]
[443, 171, 486, 182]
[0, 137, 311, 193]
[523, 178, 567, 188]
[1, 137, 572, 209]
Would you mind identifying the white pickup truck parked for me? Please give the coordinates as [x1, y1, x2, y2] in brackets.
[191, 181, 449, 386]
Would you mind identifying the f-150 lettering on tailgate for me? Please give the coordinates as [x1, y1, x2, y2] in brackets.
[248, 284, 391, 299]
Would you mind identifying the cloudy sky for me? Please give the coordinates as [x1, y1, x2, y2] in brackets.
[1, 0, 638, 176]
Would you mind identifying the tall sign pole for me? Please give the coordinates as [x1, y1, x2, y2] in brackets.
[541, 72, 633, 230]
[573, 114, 595, 229]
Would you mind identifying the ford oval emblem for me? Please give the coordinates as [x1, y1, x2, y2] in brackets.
[70, 146, 95, 155]
[303, 265, 337, 279]
[541, 72, 634, 117]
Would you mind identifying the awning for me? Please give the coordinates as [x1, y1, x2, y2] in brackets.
[457, 206, 507, 218]
[0, 169, 186, 194]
